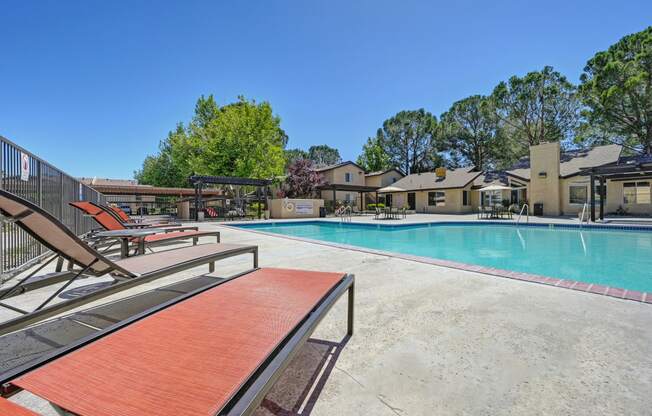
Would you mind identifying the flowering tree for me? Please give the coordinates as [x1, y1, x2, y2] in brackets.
[278, 159, 324, 198]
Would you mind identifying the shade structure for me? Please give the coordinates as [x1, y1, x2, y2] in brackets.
[378, 185, 406, 193]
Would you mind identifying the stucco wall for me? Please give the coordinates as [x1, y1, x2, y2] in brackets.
[269, 199, 324, 219]
[529, 142, 561, 216]
[321, 164, 365, 187]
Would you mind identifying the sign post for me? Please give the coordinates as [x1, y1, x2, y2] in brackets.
[20, 153, 29, 182]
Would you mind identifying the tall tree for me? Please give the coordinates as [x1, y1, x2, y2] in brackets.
[135, 95, 287, 185]
[307, 145, 341, 167]
[284, 148, 309, 169]
[439, 95, 503, 170]
[189, 96, 287, 178]
[579, 26, 652, 154]
[376, 109, 438, 174]
[356, 136, 391, 172]
[491, 66, 580, 153]
[134, 125, 188, 187]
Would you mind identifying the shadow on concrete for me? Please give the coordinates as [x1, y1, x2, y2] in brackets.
[254, 335, 351, 416]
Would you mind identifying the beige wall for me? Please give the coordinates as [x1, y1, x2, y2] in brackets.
[365, 170, 403, 188]
[529, 142, 561, 215]
[269, 199, 324, 219]
[321, 164, 365, 187]
[385, 186, 474, 214]
[557, 178, 652, 216]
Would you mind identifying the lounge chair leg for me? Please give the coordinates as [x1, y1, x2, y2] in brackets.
[347, 280, 355, 335]
[253, 247, 259, 268]
[209, 262, 215, 273]
[193, 237, 198, 246]
[55, 257, 64, 272]
[216, 233, 220, 243]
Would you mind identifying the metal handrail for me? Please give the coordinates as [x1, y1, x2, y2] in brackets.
[516, 204, 529, 225]
[340, 206, 352, 223]
[579, 202, 589, 227]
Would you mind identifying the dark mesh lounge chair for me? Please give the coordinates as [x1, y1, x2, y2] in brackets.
[0, 190, 258, 336]
[70, 201, 219, 252]
[1, 268, 354, 416]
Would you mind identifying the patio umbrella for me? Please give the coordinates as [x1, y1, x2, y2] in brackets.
[378, 185, 405, 193]
[477, 184, 513, 192]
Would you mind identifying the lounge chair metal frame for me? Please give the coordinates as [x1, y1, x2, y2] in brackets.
[0, 190, 258, 337]
[0, 268, 355, 416]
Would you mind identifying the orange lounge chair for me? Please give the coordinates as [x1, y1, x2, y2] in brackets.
[108, 204, 175, 226]
[70, 201, 220, 253]
[1, 268, 354, 416]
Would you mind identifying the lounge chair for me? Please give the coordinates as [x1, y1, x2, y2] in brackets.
[108, 205, 175, 226]
[1, 268, 354, 415]
[70, 201, 219, 254]
[0, 189, 258, 336]
[73, 201, 192, 232]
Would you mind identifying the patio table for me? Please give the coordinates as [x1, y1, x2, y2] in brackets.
[94, 229, 163, 258]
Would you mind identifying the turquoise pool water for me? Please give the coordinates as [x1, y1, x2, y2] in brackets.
[236, 221, 652, 293]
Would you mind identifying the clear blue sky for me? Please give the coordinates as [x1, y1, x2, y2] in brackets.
[1, 1, 650, 179]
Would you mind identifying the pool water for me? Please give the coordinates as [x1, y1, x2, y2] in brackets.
[236, 221, 652, 293]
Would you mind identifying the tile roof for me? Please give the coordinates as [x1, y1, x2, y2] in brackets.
[313, 161, 366, 172]
[506, 144, 622, 180]
[389, 167, 481, 191]
[364, 168, 405, 177]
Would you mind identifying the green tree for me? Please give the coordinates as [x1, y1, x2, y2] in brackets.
[284, 148, 309, 169]
[376, 109, 439, 174]
[579, 26, 652, 154]
[134, 126, 188, 187]
[307, 145, 341, 167]
[188, 96, 287, 178]
[439, 95, 504, 170]
[135, 95, 287, 185]
[492, 66, 580, 153]
[356, 136, 391, 172]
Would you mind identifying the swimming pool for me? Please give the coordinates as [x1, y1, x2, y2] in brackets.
[235, 221, 652, 293]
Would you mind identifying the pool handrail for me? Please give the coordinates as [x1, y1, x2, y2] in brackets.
[516, 204, 529, 225]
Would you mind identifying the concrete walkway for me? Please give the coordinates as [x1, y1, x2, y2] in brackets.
[4, 220, 652, 415]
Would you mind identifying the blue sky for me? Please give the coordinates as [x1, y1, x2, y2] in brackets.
[1, 1, 650, 179]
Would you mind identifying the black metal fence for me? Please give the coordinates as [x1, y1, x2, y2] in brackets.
[0, 136, 105, 279]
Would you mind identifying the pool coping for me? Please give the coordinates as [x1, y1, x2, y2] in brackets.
[225, 221, 652, 305]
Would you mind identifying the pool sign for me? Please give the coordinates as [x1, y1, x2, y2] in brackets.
[20, 152, 29, 181]
[295, 201, 313, 214]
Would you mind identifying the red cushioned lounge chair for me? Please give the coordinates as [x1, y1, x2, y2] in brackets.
[0, 268, 354, 416]
[107, 204, 176, 227]
[0, 190, 258, 337]
[70, 201, 220, 254]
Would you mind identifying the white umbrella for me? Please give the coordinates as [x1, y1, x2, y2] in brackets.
[378, 185, 405, 193]
[478, 184, 513, 192]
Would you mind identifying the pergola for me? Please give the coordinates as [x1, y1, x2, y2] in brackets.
[582, 155, 652, 221]
[316, 184, 381, 211]
[189, 175, 272, 220]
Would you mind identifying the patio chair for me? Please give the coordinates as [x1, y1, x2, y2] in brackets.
[2, 268, 354, 416]
[70, 201, 217, 254]
[79, 202, 192, 232]
[0, 189, 258, 336]
[108, 205, 175, 226]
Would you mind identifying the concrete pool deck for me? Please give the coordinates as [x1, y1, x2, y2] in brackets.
[3, 216, 652, 415]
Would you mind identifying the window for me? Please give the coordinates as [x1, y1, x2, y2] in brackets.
[392, 177, 397, 183]
[569, 185, 588, 205]
[428, 191, 445, 206]
[344, 172, 352, 183]
[462, 190, 470, 206]
[344, 193, 352, 202]
[624, 182, 651, 204]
